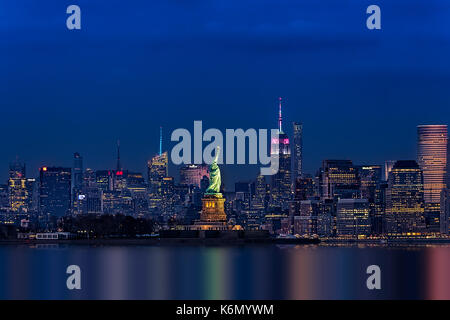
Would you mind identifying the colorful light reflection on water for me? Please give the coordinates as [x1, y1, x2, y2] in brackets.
[0, 244, 449, 300]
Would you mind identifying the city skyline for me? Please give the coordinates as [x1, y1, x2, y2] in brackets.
[3, 117, 449, 236]
[1, 120, 447, 188]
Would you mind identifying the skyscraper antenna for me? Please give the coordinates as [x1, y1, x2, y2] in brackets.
[278, 97, 283, 133]
[116, 139, 121, 171]
[159, 126, 162, 156]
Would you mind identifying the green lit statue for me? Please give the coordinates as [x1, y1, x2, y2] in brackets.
[205, 146, 221, 195]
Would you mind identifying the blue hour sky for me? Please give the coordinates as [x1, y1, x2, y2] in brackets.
[1, 0, 450, 186]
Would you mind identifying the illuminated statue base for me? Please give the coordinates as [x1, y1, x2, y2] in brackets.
[190, 194, 228, 231]
[201, 194, 226, 222]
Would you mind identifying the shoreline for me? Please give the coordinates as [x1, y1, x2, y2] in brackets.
[1, 237, 450, 246]
[0, 237, 320, 246]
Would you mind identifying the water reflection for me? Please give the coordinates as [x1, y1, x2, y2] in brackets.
[0, 244, 448, 299]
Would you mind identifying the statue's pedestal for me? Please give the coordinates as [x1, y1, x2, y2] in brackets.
[200, 193, 226, 222]
[190, 193, 228, 230]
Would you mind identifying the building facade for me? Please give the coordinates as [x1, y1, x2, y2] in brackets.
[385, 161, 426, 234]
[292, 122, 303, 182]
[39, 167, 72, 217]
[336, 199, 371, 237]
[180, 164, 209, 188]
[417, 125, 448, 230]
[320, 160, 360, 200]
[8, 161, 28, 212]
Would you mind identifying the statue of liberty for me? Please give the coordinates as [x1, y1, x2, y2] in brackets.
[205, 146, 221, 195]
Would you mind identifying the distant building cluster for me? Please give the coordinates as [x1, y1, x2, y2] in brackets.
[1, 108, 449, 238]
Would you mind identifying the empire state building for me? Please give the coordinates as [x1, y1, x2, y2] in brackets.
[270, 97, 291, 209]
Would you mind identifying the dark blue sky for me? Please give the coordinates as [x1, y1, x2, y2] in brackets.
[2, 0, 450, 185]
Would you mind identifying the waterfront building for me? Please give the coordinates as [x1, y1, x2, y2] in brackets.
[358, 165, 382, 202]
[373, 182, 388, 235]
[417, 125, 448, 231]
[336, 199, 370, 237]
[358, 165, 382, 234]
[317, 199, 334, 237]
[263, 214, 290, 235]
[289, 176, 316, 232]
[295, 200, 320, 236]
[385, 160, 426, 234]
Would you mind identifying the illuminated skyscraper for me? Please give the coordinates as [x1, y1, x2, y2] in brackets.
[148, 128, 168, 188]
[289, 177, 315, 231]
[270, 97, 291, 209]
[160, 177, 176, 217]
[148, 152, 168, 191]
[147, 152, 169, 214]
[417, 125, 448, 203]
[320, 160, 360, 200]
[358, 165, 382, 202]
[385, 161, 425, 234]
[253, 174, 267, 212]
[8, 160, 28, 212]
[417, 125, 448, 230]
[292, 122, 303, 182]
